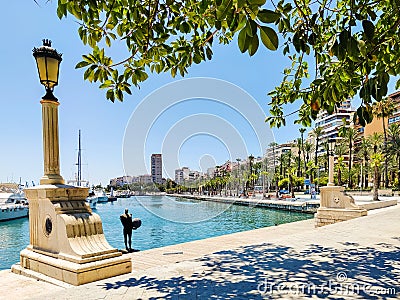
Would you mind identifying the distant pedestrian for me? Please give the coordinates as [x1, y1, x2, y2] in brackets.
[120, 208, 133, 251]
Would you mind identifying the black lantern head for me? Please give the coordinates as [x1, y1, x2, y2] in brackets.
[33, 39, 62, 101]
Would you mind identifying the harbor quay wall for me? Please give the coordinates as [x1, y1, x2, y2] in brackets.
[169, 194, 319, 214]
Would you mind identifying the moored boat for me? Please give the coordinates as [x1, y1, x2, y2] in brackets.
[90, 189, 108, 203]
[0, 192, 29, 221]
[107, 187, 117, 202]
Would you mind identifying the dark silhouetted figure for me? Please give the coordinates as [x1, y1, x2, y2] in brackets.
[120, 208, 133, 251]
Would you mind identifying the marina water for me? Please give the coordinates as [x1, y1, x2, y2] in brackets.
[0, 196, 312, 270]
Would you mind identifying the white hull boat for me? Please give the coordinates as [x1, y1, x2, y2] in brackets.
[92, 190, 108, 203]
[86, 195, 98, 209]
[0, 192, 29, 221]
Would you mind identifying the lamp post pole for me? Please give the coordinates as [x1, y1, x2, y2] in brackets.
[327, 139, 335, 186]
[40, 99, 64, 184]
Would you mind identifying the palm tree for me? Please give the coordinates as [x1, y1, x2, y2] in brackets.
[295, 138, 302, 177]
[235, 158, 241, 196]
[299, 128, 307, 174]
[357, 137, 371, 189]
[334, 142, 347, 185]
[372, 98, 396, 188]
[304, 142, 313, 165]
[311, 127, 324, 178]
[321, 139, 330, 172]
[338, 125, 359, 188]
[371, 153, 384, 201]
[248, 155, 255, 194]
[368, 132, 384, 189]
[269, 142, 279, 197]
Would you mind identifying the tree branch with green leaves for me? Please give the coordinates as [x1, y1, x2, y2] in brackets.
[54, 0, 400, 127]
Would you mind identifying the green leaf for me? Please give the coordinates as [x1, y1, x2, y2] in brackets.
[362, 20, 375, 40]
[248, 35, 259, 56]
[260, 26, 278, 50]
[238, 28, 248, 53]
[245, 20, 257, 37]
[75, 61, 90, 69]
[293, 32, 301, 52]
[258, 9, 280, 24]
[216, 0, 233, 20]
[206, 47, 213, 60]
[358, 40, 366, 56]
[249, 0, 266, 6]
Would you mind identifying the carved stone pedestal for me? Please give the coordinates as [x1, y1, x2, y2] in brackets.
[12, 184, 131, 285]
[315, 186, 367, 227]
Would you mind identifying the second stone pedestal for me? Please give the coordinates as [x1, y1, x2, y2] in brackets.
[315, 186, 367, 227]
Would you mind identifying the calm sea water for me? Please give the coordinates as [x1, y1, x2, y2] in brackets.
[0, 196, 312, 270]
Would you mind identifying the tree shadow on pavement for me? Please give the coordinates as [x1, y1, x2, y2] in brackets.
[98, 239, 400, 299]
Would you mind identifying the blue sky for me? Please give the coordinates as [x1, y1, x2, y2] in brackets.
[1, 2, 396, 186]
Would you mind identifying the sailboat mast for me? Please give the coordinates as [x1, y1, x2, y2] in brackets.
[77, 130, 82, 187]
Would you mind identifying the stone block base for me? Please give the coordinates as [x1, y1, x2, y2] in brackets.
[315, 207, 367, 227]
[13, 248, 132, 286]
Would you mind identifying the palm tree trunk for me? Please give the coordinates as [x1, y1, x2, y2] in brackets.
[297, 151, 301, 177]
[314, 139, 319, 179]
[398, 156, 400, 188]
[348, 143, 352, 188]
[290, 174, 295, 198]
[373, 165, 379, 201]
[383, 116, 389, 188]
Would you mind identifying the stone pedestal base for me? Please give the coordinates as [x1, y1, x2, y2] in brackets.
[12, 249, 131, 286]
[315, 207, 367, 227]
[13, 184, 132, 285]
[315, 186, 367, 227]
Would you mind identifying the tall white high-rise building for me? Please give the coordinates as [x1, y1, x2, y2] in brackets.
[151, 154, 163, 184]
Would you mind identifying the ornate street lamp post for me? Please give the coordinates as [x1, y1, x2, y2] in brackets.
[315, 136, 367, 227]
[32, 40, 64, 185]
[12, 40, 131, 285]
[327, 138, 335, 186]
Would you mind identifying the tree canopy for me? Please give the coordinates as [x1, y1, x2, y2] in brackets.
[55, 0, 400, 127]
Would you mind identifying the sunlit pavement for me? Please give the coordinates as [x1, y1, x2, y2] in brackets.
[1, 204, 399, 299]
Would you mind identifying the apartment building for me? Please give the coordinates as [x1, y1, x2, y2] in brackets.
[151, 154, 163, 184]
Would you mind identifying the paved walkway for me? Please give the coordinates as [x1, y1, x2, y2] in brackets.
[1, 205, 399, 299]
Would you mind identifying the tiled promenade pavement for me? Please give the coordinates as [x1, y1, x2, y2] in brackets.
[1, 205, 399, 299]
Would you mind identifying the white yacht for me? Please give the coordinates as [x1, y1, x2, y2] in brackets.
[85, 191, 98, 209]
[0, 192, 29, 221]
[90, 189, 108, 203]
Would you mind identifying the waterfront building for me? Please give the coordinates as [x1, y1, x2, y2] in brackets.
[175, 167, 190, 184]
[364, 91, 400, 136]
[314, 99, 355, 144]
[139, 174, 153, 184]
[109, 175, 138, 187]
[151, 154, 163, 184]
[265, 141, 296, 172]
[310, 99, 357, 167]
[189, 170, 201, 181]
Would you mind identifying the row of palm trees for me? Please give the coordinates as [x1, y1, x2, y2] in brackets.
[177, 98, 399, 198]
